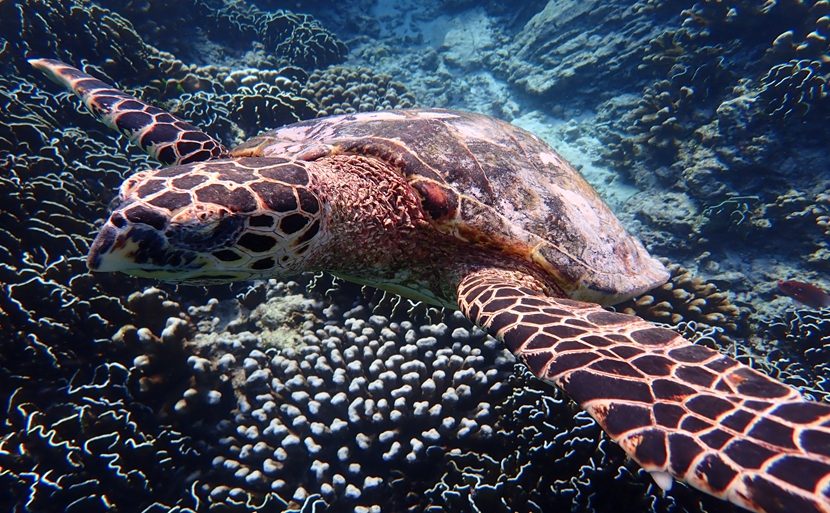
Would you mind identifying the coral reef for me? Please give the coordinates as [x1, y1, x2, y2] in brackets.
[1, 364, 204, 512]
[584, 0, 830, 273]
[1, 270, 748, 512]
[163, 71, 318, 145]
[170, 282, 516, 510]
[0, 2, 410, 510]
[422, 364, 737, 513]
[1, 0, 354, 146]
[616, 261, 744, 347]
[1, 0, 160, 80]
[4, 0, 830, 512]
[301, 65, 417, 117]
[758, 58, 829, 119]
[757, 306, 830, 402]
[684, 189, 830, 271]
[0, 285, 204, 511]
[88, 0, 348, 71]
[203, 0, 348, 70]
[0, 72, 150, 371]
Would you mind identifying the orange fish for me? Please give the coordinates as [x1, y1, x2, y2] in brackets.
[777, 280, 830, 309]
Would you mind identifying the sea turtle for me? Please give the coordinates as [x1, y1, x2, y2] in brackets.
[31, 58, 830, 513]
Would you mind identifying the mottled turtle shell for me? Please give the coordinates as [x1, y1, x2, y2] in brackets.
[234, 109, 668, 305]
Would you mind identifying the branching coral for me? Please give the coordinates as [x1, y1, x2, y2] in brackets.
[174, 284, 514, 510]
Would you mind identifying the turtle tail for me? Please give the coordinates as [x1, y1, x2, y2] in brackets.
[29, 58, 227, 166]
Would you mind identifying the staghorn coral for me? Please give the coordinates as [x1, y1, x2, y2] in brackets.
[301, 66, 417, 117]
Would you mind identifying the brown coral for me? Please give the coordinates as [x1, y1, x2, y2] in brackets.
[617, 261, 743, 337]
[301, 65, 417, 117]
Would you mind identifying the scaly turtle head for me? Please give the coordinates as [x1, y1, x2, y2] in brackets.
[89, 157, 323, 284]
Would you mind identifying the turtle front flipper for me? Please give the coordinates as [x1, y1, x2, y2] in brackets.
[28, 58, 226, 166]
[457, 268, 830, 513]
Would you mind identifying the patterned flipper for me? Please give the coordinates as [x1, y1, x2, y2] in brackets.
[28, 58, 226, 166]
[458, 268, 830, 513]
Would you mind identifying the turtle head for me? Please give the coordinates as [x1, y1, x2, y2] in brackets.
[88, 158, 324, 285]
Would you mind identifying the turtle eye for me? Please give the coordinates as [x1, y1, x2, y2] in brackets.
[110, 212, 127, 228]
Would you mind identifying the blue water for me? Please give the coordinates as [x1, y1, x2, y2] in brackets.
[2, 0, 829, 511]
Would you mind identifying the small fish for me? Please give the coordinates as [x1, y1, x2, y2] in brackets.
[777, 280, 830, 309]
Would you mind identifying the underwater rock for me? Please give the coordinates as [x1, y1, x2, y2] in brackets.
[502, 0, 662, 97]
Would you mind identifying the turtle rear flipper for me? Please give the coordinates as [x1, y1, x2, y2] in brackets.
[458, 268, 830, 513]
[28, 58, 226, 166]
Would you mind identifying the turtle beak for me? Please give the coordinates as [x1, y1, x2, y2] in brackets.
[87, 223, 128, 272]
[87, 219, 204, 279]
[87, 222, 167, 272]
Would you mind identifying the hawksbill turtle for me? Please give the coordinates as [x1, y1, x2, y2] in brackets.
[30, 58, 830, 513]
